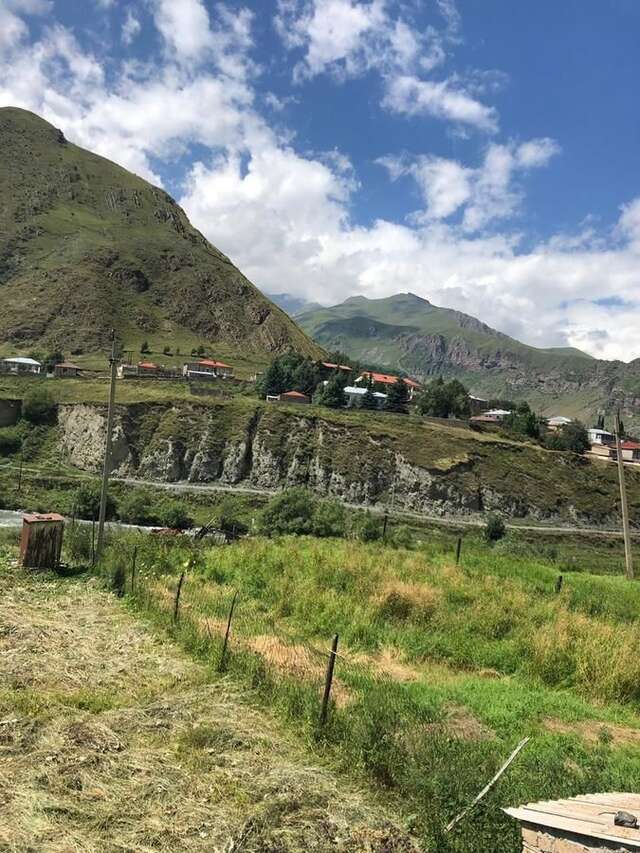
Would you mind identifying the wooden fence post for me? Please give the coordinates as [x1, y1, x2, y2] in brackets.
[91, 519, 96, 566]
[219, 590, 238, 671]
[173, 571, 186, 623]
[555, 574, 563, 594]
[319, 633, 339, 728]
[455, 536, 462, 565]
[131, 546, 137, 593]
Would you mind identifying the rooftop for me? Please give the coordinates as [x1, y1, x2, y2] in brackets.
[505, 792, 640, 848]
[281, 390, 309, 398]
[359, 371, 421, 389]
[344, 385, 387, 398]
[3, 356, 41, 365]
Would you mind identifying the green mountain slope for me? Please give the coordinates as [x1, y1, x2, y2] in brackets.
[0, 107, 321, 360]
[297, 293, 640, 424]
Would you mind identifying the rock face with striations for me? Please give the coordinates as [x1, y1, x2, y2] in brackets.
[56, 400, 640, 528]
[0, 106, 321, 358]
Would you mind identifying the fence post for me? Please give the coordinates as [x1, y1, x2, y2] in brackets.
[382, 513, 389, 539]
[131, 546, 137, 593]
[319, 633, 339, 728]
[555, 574, 563, 594]
[455, 536, 462, 565]
[219, 590, 238, 671]
[91, 519, 96, 566]
[173, 571, 186, 623]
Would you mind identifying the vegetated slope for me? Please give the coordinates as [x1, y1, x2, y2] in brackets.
[54, 397, 640, 527]
[0, 558, 415, 851]
[297, 293, 640, 424]
[0, 107, 321, 359]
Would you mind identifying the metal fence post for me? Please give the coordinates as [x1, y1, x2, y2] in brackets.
[131, 546, 137, 593]
[219, 590, 238, 671]
[173, 571, 186, 623]
[455, 536, 462, 565]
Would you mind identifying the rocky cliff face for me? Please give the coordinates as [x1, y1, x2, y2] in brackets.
[56, 401, 640, 527]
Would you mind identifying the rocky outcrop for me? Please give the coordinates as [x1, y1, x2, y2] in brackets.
[55, 400, 639, 527]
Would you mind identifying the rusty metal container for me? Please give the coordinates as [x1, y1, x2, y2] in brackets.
[19, 513, 65, 569]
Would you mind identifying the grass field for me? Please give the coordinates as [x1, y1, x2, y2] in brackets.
[82, 530, 640, 852]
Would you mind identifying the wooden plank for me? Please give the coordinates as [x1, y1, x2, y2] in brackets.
[507, 814, 640, 848]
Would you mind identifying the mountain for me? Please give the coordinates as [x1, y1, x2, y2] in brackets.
[0, 107, 321, 359]
[267, 292, 322, 317]
[297, 292, 640, 424]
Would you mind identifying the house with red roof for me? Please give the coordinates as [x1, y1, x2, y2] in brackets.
[183, 359, 234, 380]
[611, 440, 640, 463]
[277, 390, 311, 405]
[354, 371, 422, 400]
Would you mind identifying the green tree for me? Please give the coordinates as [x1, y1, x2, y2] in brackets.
[140, 340, 150, 354]
[292, 358, 320, 397]
[545, 421, 590, 454]
[72, 482, 116, 521]
[355, 511, 382, 542]
[118, 489, 158, 525]
[312, 499, 346, 537]
[359, 376, 378, 410]
[384, 377, 409, 413]
[484, 514, 506, 543]
[416, 378, 471, 418]
[260, 487, 317, 536]
[22, 387, 57, 424]
[504, 402, 540, 439]
[158, 498, 194, 530]
[162, 345, 172, 355]
[43, 350, 64, 373]
[319, 372, 347, 408]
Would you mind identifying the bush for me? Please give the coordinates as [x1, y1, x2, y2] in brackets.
[484, 513, 506, 543]
[0, 425, 23, 456]
[22, 387, 57, 425]
[118, 489, 159, 526]
[65, 521, 94, 563]
[72, 482, 117, 521]
[312, 499, 346, 538]
[390, 524, 415, 549]
[260, 487, 317, 536]
[355, 511, 382, 542]
[217, 498, 249, 538]
[157, 498, 194, 530]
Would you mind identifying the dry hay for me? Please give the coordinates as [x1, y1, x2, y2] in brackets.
[544, 717, 640, 747]
[372, 580, 442, 622]
[0, 562, 418, 852]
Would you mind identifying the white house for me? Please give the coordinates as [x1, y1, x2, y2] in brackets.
[344, 385, 387, 409]
[546, 416, 572, 431]
[1, 357, 42, 375]
[481, 408, 512, 422]
[587, 428, 614, 445]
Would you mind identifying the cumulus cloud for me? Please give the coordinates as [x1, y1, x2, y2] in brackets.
[121, 10, 141, 46]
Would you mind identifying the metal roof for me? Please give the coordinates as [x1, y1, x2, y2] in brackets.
[505, 793, 640, 848]
[3, 357, 41, 365]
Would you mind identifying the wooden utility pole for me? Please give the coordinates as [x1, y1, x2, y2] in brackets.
[96, 331, 118, 559]
[615, 410, 634, 580]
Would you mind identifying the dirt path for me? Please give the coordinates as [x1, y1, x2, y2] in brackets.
[0, 561, 418, 853]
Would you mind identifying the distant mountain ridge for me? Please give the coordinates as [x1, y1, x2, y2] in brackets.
[296, 292, 640, 426]
[0, 107, 321, 359]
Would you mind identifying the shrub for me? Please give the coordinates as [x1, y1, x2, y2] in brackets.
[260, 487, 317, 536]
[355, 511, 382, 542]
[140, 340, 150, 353]
[390, 524, 415, 549]
[162, 345, 172, 355]
[72, 482, 117, 521]
[118, 489, 158, 526]
[312, 499, 346, 538]
[65, 521, 93, 563]
[0, 425, 23, 456]
[22, 387, 56, 424]
[484, 513, 506, 543]
[157, 498, 194, 530]
[217, 498, 249, 538]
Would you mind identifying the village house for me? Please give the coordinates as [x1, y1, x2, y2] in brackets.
[343, 385, 387, 409]
[478, 408, 512, 422]
[118, 361, 160, 379]
[546, 415, 572, 431]
[587, 427, 615, 445]
[468, 394, 489, 415]
[183, 359, 234, 380]
[317, 361, 352, 379]
[277, 390, 311, 405]
[53, 362, 82, 378]
[354, 371, 421, 400]
[1, 357, 42, 375]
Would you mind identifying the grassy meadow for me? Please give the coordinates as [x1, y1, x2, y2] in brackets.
[83, 529, 640, 852]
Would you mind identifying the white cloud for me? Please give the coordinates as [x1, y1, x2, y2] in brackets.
[515, 137, 561, 168]
[382, 75, 498, 132]
[122, 10, 141, 46]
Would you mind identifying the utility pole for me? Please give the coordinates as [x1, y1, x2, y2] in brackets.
[96, 331, 118, 560]
[615, 410, 634, 580]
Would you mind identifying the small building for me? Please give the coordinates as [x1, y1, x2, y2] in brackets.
[547, 415, 572, 431]
[279, 390, 311, 405]
[588, 428, 615, 445]
[354, 371, 422, 400]
[480, 408, 512, 422]
[183, 359, 234, 380]
[118, 361, 160, 379]
[318, 361, 352, 378]
[53, 362, 82, 378]
[611, 441, 640, 463]
[505, 792, 640, 852]
[343, 385, 387, 409]
[1, 357, 42, 375]
[468, 394, 489, 415]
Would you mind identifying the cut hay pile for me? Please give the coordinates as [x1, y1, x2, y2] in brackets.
[0, 562, 418, 852]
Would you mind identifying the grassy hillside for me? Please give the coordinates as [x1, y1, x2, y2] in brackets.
[0, 107, 322, 362]
[94, 531, 640, 852]
[297, 293, 640, 426]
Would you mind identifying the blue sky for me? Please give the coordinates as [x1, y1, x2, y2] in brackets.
[1, 0, 639, 360]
